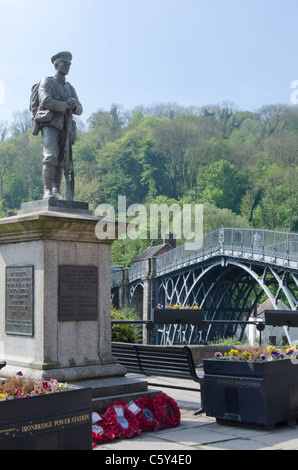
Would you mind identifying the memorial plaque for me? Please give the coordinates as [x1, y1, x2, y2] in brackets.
[59, 265, 98, 322]
[5, 266, 34, 336]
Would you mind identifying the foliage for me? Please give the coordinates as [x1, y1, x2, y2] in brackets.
[0, 371, 69, 400]
[209, 336, 248, 346]
[214, 345, 298, 362]
[111, 304, 141, 343]
[110, 197, 249, 266]
[0, 100, 296, 250]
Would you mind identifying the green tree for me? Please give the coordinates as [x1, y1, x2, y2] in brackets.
[252, 164, 298, 230]
[153, 116, 200, 198]
[197, 160, 248, 213]
[0, 142, 16, 198]
[87, 104, 124, 147]
[97, 123, 169, 207]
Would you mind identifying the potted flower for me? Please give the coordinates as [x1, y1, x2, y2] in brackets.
[0, 370, 92, 450]
[203, 346, 298, 428]
[152, 304, 203, 326]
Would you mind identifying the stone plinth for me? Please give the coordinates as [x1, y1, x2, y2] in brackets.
[0, 200, 126, 382]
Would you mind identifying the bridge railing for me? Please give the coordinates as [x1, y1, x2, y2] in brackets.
[111, 227, 298, 285]
[155, 227, 298, 275]
[155, 228, 222, 274]
[223, 228, 298, 262]
[111, 270, 122, 287]
[127, 261, 146, 283]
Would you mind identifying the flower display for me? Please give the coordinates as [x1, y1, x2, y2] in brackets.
[92, 412, 115, 447]
[134, 396, 160, 432]
[214, 346, 298, 362]
[0, 372, 69, 400]
[152, 393, 181, 428]
[91, 395, 181, 447]
[156, 304, 200, 309]
[104, 400, 141, 439]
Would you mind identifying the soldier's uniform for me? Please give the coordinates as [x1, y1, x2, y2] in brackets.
[35, 52, 83, 199]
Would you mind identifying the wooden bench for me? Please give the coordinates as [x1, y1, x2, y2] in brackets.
[111, 342, 204, 415]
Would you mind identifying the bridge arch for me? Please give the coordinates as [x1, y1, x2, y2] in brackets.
[129, 281, 144, 317]
[111, 227, 298, 343]
[156, 257, 297, 342]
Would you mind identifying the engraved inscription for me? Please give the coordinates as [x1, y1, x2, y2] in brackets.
[5, 266, 34, 336]
[0, 412, 91, 441]
[205, 376, 262, 389]
[59, 265, 98, 321]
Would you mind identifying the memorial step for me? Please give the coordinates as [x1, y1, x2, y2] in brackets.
[91, 389, 160, 414]
[71, 375, 160, 414]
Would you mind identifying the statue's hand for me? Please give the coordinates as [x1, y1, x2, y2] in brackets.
[67, 98, 77, 110]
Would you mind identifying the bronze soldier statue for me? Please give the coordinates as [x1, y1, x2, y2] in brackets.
[30, 51, 83, 200]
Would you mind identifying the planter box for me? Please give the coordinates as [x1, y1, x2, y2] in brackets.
[0, 387, 92, 450]
[203, 359, 298, 428]
[152, 308, 204, 325]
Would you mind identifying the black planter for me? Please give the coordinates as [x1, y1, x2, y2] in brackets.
[203, 359, 298, 428]
[152, 308, 204, 325]
[0, 387, 92, 450]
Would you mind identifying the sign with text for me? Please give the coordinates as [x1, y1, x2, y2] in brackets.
[59, 265, 98, 322]
[5, 266, 34, 336]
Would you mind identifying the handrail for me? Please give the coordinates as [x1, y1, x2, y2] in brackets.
[111, 320, 154, 330]
[155, 227, 298, 274]
[111, 227, 298, 284]
[111, 319, 266, 344]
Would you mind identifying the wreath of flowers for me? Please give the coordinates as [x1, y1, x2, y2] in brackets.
[134, 396, 160, 432]
[92, 412, 115, 447]
[152, 393, 181, 428]
[105, 400, 141, 439]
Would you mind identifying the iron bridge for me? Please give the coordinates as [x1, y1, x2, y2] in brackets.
[111, 227, 298, 344]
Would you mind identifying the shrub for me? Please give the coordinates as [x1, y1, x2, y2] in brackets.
[111, 304, 142, 343]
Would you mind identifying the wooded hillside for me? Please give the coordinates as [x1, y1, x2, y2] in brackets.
[0, 101, 297, 265]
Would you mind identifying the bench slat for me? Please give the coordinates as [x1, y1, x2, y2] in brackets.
[112, 342, 201, 381]
[111, 342, 205, 415]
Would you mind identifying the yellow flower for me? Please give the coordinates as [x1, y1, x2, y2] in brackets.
[229, 349, 239, 356]
[193, 306, 199, 309]
[172, 305, 179, 309]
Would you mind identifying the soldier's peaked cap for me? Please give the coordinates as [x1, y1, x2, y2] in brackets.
[51, 51, 72, 64]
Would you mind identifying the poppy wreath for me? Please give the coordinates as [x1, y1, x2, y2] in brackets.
[152, 393, 181, 428]
[134, 396, 160, 432]
[105, 400, 141, 439]
[92, 413, 115, 447]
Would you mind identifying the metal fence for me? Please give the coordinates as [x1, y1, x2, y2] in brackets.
[111, 227, 298, 286]
[127, 261, 146, 282]
[155, 227, 298, 275]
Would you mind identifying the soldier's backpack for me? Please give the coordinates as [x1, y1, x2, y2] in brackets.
[29, 82, 40, 117]
[29, 81, 53, 135]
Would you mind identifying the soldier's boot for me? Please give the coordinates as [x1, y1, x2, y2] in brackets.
[52, 167, 64, 200]
[42, 164, 54, 199]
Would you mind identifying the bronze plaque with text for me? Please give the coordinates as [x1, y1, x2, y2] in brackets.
[59, 265, 98, 322]
[5, 266, 34, 336]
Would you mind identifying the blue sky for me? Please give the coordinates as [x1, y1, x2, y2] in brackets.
[1, 0, 298, 125]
